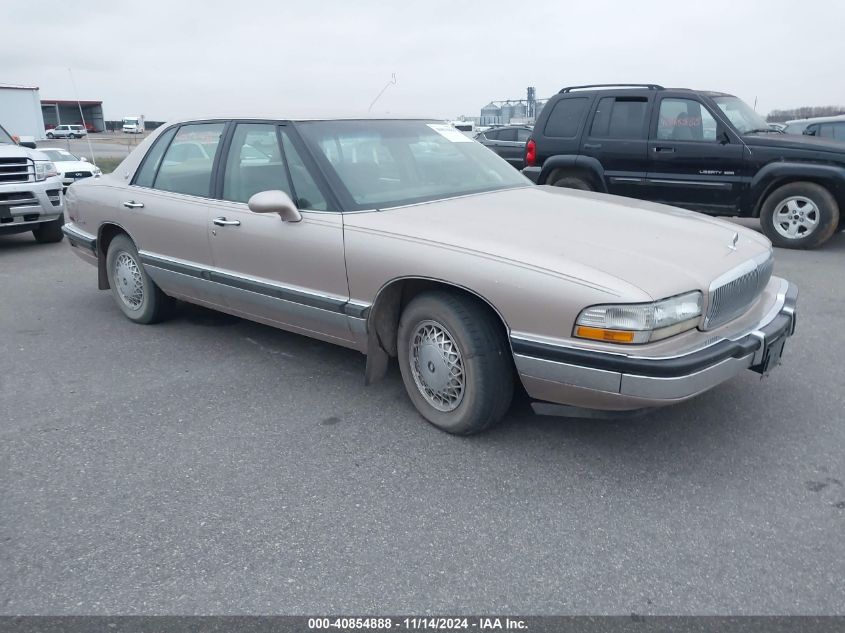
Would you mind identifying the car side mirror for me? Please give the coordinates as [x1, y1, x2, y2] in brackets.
[19, 141, 37, 149]
[80, 156, 89, 162]
[717, 130, 731, 145]
[247, 190, 302, 223]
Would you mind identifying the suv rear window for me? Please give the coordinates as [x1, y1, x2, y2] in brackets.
[590, 97, 648, 139]
[543, 97, 588, 138]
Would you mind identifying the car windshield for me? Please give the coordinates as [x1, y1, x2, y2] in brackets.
[0, 124, 14, 144]
[41, 149, 79, 161]
[296, 120, 530, 210]
[712, 96, 770, 134]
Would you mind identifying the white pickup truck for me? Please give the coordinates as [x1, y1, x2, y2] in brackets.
[0, 122, 65, 243]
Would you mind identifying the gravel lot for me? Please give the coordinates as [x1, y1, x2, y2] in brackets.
[1, 220, 844, 615]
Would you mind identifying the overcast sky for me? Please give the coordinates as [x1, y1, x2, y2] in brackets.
[3, 0, 843, 121]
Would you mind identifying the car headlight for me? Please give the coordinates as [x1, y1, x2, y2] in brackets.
[34, 161, 58, 181]
[93, 167, 102, 176]
[574, 291, 703, 344]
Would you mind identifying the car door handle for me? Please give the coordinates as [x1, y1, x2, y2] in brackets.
[123, 201, 144, 208]
[653, 146, 676, 153]
[583, 143, 602, 150]
[212, 217, 241, 227]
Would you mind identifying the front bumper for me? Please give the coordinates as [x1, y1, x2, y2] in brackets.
[0, 178, 63, 232]
[62, 224, 98, 260]
[513, 279, 798, 411]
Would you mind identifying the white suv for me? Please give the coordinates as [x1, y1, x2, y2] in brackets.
[46, 125, 87, 139]
[0, 122, 65, 243]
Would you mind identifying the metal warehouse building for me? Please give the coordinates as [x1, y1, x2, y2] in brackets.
[0, 83, 46, 139]
[41, 99, 105, 133]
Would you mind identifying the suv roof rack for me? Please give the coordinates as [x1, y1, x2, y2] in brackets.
[559, 84, 665, 93]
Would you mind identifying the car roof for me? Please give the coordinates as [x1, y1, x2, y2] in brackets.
[784, 114, 845, 125]
[555, 86, 736, 98]
[161, 114, 439, 126]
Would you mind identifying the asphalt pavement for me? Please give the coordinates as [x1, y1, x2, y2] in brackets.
[1, 220, 844, 615]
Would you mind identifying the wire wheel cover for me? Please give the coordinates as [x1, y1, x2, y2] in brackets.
[409, 320, 465, 412]
[114, 252, 144, 310]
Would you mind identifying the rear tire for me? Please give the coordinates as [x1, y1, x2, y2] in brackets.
[32, 214, 65, 243]
[105, 234, 171, 324]
[397, 291, 513, 435]
[550, 174, 594, 191]
[760, 181, 839, 249]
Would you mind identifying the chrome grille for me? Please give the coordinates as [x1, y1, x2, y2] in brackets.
[704, 253, 774, 330]
[0, 157, 34, 184]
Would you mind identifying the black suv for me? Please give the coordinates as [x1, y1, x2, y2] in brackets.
[523, 84, 845, 249]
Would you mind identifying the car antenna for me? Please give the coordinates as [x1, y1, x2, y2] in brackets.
[368, 73, 397, 113]
[68, 67, 97, 167]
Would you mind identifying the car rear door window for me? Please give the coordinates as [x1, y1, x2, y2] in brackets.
[590, 97, 648, 139]
[516, 128, 532, 142]
[498, 128, 517, 142]
[656, 98, 718, 141]
[543, 97, 588, 138]
[133, 126, 178, 188]
[484, 130, 500, 140]
[153, 123, 225, 197]
[819, 122, 845, 141]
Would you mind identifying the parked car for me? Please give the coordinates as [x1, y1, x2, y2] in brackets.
[46, 124, 87, 139]
[62, 117, 798, 435]
[523, 84, 845, 249]
[783, 115, 845, 137]
[38, 148, 102, 191]
[475, 125, 533, 169]
[0, 122, 65, 243]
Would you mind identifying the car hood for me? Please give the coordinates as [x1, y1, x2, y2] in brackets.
[746, 133, 845, 155]
[344, 186, 772, 300]
[54, 160, 95, 173]
[0, 143, 47, 160]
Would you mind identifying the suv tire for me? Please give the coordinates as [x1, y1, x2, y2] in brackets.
[397, 291, 513, 435]
[550, 174, 593, 191]
[760, 182, 839, 249]
[46, 132, 54, 139]
[32, 214, 65, 243]
[106, 234, 171, 324]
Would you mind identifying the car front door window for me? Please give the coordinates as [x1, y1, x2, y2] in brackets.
[657, 98, 718, 142]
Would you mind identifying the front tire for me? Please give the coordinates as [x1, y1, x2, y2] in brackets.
[32, 214, 65, 243]
[397, 291, 513, 435]
[46, 132, 54, 139]
[105, 234, 171, 324]
[760, 182, 839, 249]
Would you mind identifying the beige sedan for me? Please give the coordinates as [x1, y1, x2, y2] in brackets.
[61, 117, 798, 434]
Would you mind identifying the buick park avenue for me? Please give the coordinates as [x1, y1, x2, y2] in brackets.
[61, 117, 798, 434]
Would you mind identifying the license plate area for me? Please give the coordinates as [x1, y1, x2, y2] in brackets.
[751, 334, 787, 375]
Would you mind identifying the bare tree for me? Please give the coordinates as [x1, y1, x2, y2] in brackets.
[767, 106, 845, 122]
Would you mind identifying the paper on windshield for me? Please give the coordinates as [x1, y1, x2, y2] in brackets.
[427, 123, 474, 143]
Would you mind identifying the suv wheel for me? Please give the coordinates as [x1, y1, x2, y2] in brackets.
[106, 234, 171, 324]
[760, 182, 839, 249]
[550, 174, 593, 191]
[46, 132, 54, 139]
[32, 214, 65, 243]
[397, 291, 513, 435]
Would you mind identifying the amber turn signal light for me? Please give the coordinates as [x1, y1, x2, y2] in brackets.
[574, 326, 636, 343]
